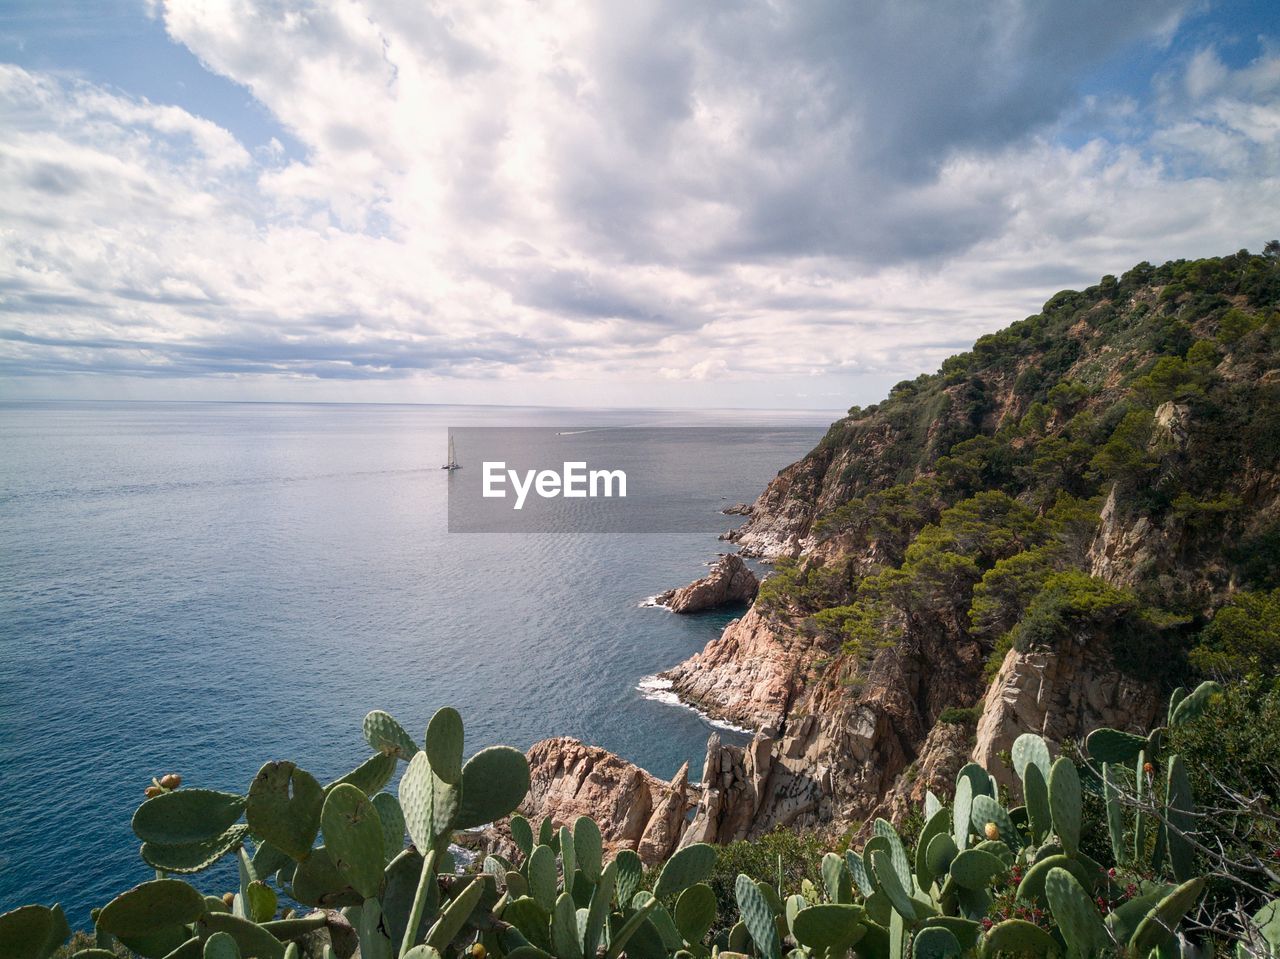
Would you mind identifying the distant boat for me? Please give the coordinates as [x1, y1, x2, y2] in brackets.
[441, 434, 461, 471]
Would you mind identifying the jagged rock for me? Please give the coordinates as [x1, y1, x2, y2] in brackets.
[722, 503, 754, 515]
[496, 738, 691, 865]
[972, 643, 1161, 789]
[875, 720, 975, 828]
[657, 554, 759, 613]
[659, 605, 821, 730]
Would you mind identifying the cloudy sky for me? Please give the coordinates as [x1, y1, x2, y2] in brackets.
[1, 1, 1277, 409]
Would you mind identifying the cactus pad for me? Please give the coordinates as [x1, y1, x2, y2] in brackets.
[362, 710, 420, 760]
[196, 913, 284, 959]
[0, 904, 70, 959]
[654, 843, 717, 901]
[734, 874, 781, 959]
[947, 849, 1005, 891]
[1048, 757, 1081, 856]
[981, 918, 1057, 957]
[672, 881, 716, 945]
[912, 926, 961, 959]
[202, 931, 241, 959]
[1044, 867, 1107, 958]
[1011, 733, 1052, 785]
[320, 783, 385, 899]
[1085, 728, 1146, 765]
[1130, 878, 1205, 954]
[98, 879, 206, 939]
[616, 848, 644, 906]
[791, 904, 866, 950]
[454, 746, 530, 829]
[140, 823, 251, 873]
[822, 851, 853, 904]
[424, 707, 465, 785]
[246, 762, 323, 861]
[132, 790, 247, 845]
[332, 754, 398, 800]
[1165, 754, 1196, 882]
[573, 816, 603, 883]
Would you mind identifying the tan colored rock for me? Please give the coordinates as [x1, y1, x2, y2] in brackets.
[508, 738, 691, 865]
[972, 643, 1160, 790]
[875, 719, 975, 827]
[659, 605, 820, 731]
[657, 554, 759, 613]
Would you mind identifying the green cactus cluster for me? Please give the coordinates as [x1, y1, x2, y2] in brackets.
[2, 691, 1276, 959]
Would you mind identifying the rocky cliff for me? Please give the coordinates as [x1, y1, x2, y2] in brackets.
[487, 738, 693, 865]
[665, 250, 1280, 842]
[494, 250, 1280, 853]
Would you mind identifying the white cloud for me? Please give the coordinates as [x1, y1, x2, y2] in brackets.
[0, 2, 1278, 408]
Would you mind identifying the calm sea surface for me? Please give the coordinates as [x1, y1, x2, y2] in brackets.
[0, 401, 831, 923]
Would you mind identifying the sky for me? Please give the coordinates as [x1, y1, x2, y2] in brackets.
[0, 1, 1277, 410]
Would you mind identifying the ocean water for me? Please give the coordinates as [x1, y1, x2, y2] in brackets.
[0, 401, 830, 925]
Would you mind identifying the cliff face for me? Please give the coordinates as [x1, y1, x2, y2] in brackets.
[664, 251, 1280, 842]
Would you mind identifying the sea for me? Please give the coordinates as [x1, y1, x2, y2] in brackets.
[0, 401, 833, 925]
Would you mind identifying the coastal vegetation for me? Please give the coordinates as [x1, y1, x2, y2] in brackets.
[5, 700, 1278, 959]
[755, 248, 1280, 698]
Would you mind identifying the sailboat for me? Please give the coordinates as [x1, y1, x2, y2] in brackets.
[441, 434, 461, 470]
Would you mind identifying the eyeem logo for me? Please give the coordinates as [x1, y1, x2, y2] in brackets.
[482, 461, 627, 510]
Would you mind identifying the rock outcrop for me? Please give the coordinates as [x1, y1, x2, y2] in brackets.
[501, 738, 693, 865]
[657, 554, 759, 613]
[972, 643, 1161, 789]
[659, 606, 820, 731]
[526, 254, 1280, 855]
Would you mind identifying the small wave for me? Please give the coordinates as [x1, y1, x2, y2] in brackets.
[638, 595, 673, 610]
[636, 676, 752, 734]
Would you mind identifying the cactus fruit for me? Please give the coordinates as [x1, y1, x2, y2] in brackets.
[160, 773, 183, 790]
[970, 796, 1019, 854]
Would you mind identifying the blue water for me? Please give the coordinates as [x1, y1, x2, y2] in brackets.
[0, 401, 831, 926]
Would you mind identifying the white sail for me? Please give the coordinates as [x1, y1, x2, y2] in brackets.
[442, 434, 460, 470]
